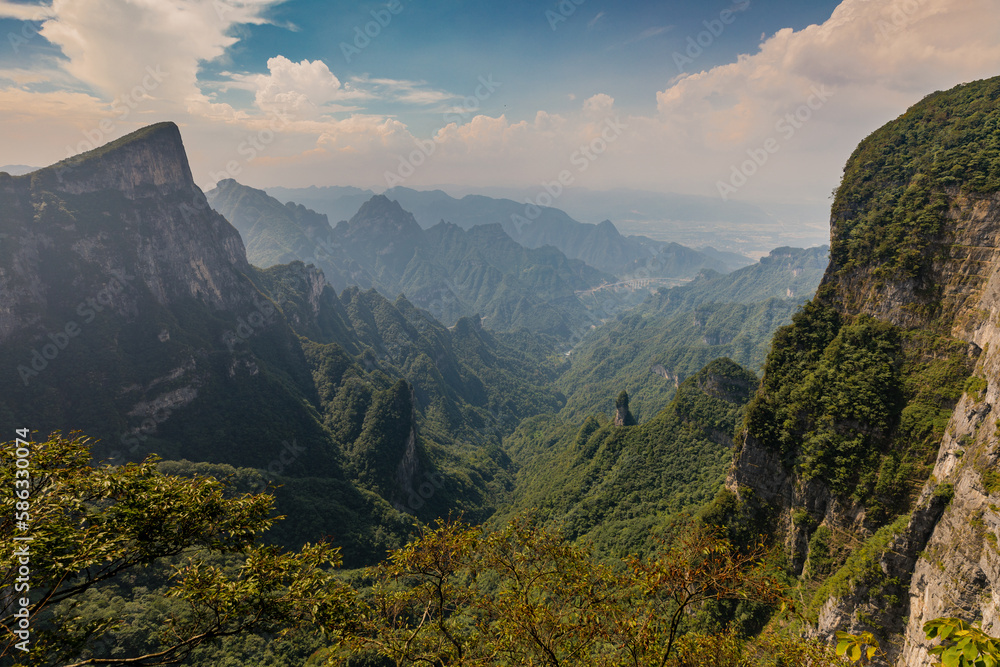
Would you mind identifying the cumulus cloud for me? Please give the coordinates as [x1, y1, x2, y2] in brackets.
[32, 0, 286, 108]
[0, 0, 51, 20]
[250, 56, 368, 117]
[582, 93, 615, 118]
[1, 0, 998, 207]
[656, 0, 1000, 151]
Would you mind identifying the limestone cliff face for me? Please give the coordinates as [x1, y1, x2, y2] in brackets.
[894, 190, 1000, 664]
[0, 122, 333, 472]
[0, 122, 253, 346]
[726, 77, 1000, 665]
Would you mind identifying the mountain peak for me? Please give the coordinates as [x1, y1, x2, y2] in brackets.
[33, 121, 194, 198]
[346, 195, 423, 237]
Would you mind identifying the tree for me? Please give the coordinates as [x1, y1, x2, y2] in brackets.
[616, 523, 787, 665]
[336, 515, 794, 666]
[0, 432, 357, 666]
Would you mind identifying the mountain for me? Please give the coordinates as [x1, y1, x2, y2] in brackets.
[207, 180, 617, 338]
[723, 76, 1000, 663]
[0, 123, 569, 566]
[498, 358, 760, 556]
[265, 184, 377, 226]
[264, 184, 752, 278]
[0, 164, 38, 176]
[0, 122, 333, 470]
[557, 245, 829, 422]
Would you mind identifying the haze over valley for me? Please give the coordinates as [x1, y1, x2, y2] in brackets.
[1, 1, 1000, 666]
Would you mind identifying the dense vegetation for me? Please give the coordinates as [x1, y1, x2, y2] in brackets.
[499, 358, 760, 556]
[831, 77, 1000, 282]
[743, 300, 973, 522]
[558, 246, 827, 422]
[0, 433, 356, 667]
[4, 434, 844, 667]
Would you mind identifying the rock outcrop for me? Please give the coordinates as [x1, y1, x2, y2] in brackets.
[0, 122, 334, 471]
[726, 77, 1000, 665]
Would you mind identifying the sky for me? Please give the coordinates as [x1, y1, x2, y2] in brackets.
[0, 0, 998, 216]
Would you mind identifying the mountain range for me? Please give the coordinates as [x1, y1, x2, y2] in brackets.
[0, 122, 569, 565]
[7, 75, 1000, 667]
[207, 179, 617, 337]
[262, 184, 753, 277]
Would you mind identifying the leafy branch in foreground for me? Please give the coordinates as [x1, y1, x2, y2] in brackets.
[838, 617, 1000, 667]
[0, 432, 356, 667]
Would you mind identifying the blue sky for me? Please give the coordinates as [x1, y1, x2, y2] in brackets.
[0, 0, 997, 212]
[203, 0, 842, 133]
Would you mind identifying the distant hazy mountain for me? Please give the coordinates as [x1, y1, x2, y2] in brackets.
[442, 185, 829, 255]
[266, 184, 376, 226]
[264, 184, 752, 278]
[0, 164, 38, 175]
[208, 180, 615, 338]
[0, 122, 573, 566]
[557, 245, 829, 422]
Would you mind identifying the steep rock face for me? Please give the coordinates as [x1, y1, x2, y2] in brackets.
[895, 193, 1000, 663]
[0, 123, 253, 333]
[0, 122, 334, 471]
[726, 77, 1000, 665]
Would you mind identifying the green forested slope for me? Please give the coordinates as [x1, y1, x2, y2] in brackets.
[558, 246, 827, 422]
[498, 358, 759, 556]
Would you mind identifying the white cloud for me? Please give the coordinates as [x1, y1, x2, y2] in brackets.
[582, 93, 614, 118]
[656, 0, 1000, 149]
[0, 0, 998, 209]
[350, 76, 457, 107]
[250, 56, 368, 117]
[587, 11, 605, 29]
[0, 1, 51, 20]
[33, 0, 286, 108]
[625, 25, 672, 44]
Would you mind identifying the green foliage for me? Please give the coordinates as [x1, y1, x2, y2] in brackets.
[966, 376, 989, 402]
[500, 359, 759, 556]
[743, 298, 974, 518]
[925, 618, 1000, 667]
[335, 515, 789, 667]
[559, 246, 828, 423]
[0, 433, 356, 666]
[807, 513, 911, 623]
[835, 631, 882, 664]
[831, 77, 1000, 281]
[670, 629, 846, 666]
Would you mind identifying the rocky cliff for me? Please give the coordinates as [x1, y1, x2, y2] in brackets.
[0, 122, 338, 470]
[727, 77, 1000, 664]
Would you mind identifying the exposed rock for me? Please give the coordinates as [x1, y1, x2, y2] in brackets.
[614, 389, 636, 426]
[725, 77, 1000, 666]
